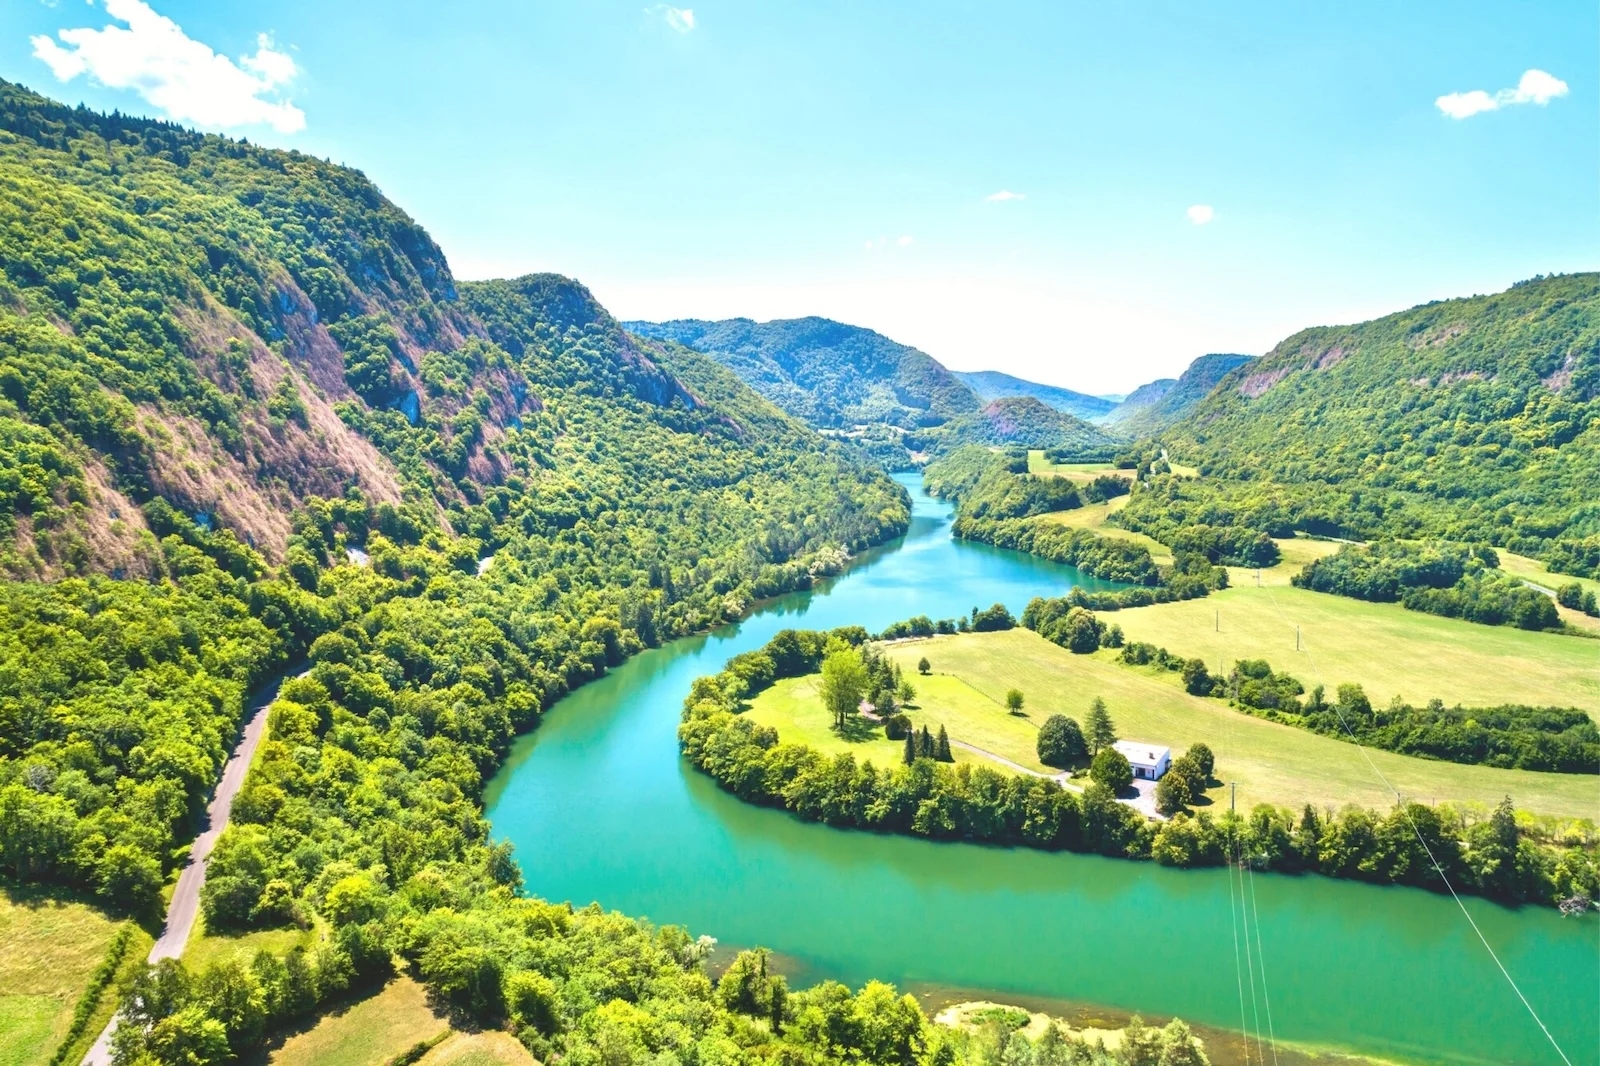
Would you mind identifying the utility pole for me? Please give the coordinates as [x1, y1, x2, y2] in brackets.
[1231, 781, 1236, 812]
[1215, 609, 1220, 632]
[1296, 625, 1301, 651]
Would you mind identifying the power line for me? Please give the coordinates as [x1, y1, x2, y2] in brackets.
[1256, 580, 1574, 1066]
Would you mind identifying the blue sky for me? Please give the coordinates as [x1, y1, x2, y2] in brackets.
[6, 0, 1594, 392]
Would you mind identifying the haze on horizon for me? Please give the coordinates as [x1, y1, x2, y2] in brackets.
[9, 0, 1593, 393]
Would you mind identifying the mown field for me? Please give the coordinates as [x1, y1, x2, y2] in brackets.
[0, 889, 147, 1066]
[1037, 498, 1174, 564]
[1111, 556, 1600, 714]
[875, 629, 1598, 819]
[268, 976, 449, 1066]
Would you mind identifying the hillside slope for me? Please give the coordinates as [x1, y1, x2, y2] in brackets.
[915, 396, 1120, 458]
[1151, 275, 1600, 571]
[1106, 354, 1252, 435]
[627, 316, 978, 430]
[951, 370, 1116, 421]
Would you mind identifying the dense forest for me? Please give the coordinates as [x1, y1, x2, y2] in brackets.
[923, 448, 1227, 597]
[1103, 354, 1254, 436]
[1291, 541, 1561, 630]
[627, 316, 978, 430]
[951, 370, 1117, 421]
[1147, 275, 1600, 578]
[0, 79, 1023, 1066]
[680, 625, 1598, 907]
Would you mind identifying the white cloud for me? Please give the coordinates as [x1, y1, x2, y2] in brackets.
[897, 235, 913, 246]
[31, 0, 304, 133]
[985, 190, 1026, 202]
[1186, 204, 1214, 225]
[1435, 69, 1568, 120]
[660, 6, 695, 32]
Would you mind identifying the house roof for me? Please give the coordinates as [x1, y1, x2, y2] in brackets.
[1112, 740, 1170, 768]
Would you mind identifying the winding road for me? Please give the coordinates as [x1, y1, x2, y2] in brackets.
[81, 672, 288, 1066]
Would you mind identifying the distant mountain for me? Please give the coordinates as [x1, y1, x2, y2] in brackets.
[951, 370, 1117, 421]
[917, 397, 1119, 459]
[626, 317, 979, 431]
[1107, 355, 1253, 435]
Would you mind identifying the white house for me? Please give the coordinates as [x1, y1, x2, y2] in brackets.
[1113, 740, 1171, 781]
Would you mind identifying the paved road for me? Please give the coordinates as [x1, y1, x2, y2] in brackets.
[82, 673, 287, 1066]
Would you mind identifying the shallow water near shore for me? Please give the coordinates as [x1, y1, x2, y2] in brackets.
[485, 474, 1598, 1066]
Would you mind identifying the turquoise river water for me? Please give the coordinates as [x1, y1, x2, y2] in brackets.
[485, 475, 1597, 1066]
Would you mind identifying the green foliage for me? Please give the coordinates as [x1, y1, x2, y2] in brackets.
[821, 647, 870, 731]
[1004, 689, 1024, 714]
[1036, 715, 1086, 769]
[1144, 275, 1600, 576]
[1105, 354, 1254, 437]
[1084, 699, 1117, 755]
[1089, 748, 1133, 792]
[628, 316, 979, 431]
[1294, 542, 1560, 631]
[913, 398, 1118, 459]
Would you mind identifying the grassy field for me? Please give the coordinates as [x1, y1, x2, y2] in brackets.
[1111, 563, 1600, 715]
[873, 629, 1598, 819]
[269, 976, 449, 1066]
[1037, 498, 1174, 565]
[745, 675, 986, 768]
[186, 915, 320, 973]
[0, 889, 146, 1066]
[419, 1032, 537, 1066]
[1025, 451, 1132, 482]
[1499, 550, 1600, 634]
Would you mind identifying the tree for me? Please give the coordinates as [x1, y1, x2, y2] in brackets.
[1181, 658, 1212, 696]
[1556, 582, 1583, 610]
[917, 656, 931, 675]
[903, 731, 916, 765]
[1168, 754, 1206, 800]
[1184, 742, 1215, 781]
[1089, 747, 1133, 793]
[917, 726, 935, 759]
[1154, 772, 1192, 815]
[1036, 715, 1086, 769]
[820, 647, 869, 731]
[897, 678, 916, 703]
[936, 725, 952, 762]
[1084, 698, 1116, 754]
[1005, 689, 1025, 714]
[97, 843, 162, 913]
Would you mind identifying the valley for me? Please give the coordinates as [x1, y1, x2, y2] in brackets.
[0, 47, 1594, 1066]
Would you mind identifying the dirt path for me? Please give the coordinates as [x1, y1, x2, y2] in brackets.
[948, 739, 1082, 792]
[82, 672, 289, 1065]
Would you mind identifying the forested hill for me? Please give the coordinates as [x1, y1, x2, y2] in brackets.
[1156, 274, 1600, 572]
[1105, 353, 1253, 434]
[0, 78, 904, 584]
[627, 315, 979, 429]
[919, 396, 1120, 459]
[951, 369, 1116, 421]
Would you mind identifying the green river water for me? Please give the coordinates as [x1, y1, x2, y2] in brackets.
[484, 475, 1597, 1066]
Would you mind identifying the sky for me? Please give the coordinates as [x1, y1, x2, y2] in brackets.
[4, 0, 1594, 394]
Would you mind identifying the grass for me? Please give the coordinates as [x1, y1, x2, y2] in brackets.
[1111, 554, 1600, 715]
[1498, 550, 1600, 634]
[876, 629, 1599, 819]
[418, 1032, 537, 1066]
[268, 976, 449, 1066]
[1025, 451, 1132, 482]
[743, 675, 984, 768]
[0, 888, 145, 1066]
[1036, 498, 1173, 565]
[186, 916, 320, 973]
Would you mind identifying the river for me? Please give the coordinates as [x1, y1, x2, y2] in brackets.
[484, 475, 1597, 1066]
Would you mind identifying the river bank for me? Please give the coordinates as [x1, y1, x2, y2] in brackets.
[485, 475, 1597, 1066]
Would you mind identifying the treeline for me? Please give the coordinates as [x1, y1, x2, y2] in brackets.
[924, 449, 1239, 598]
[1229, 678, 1600, 775]
[1292, 542, 1561, 631]
[679, 626, 1599, 907]
[1017, 599, 1600, 776]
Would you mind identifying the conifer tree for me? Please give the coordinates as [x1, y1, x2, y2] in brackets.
[936, 724, 952, 762]
[1085, 697, 1117, 755]
[917, 725, 934, 759]
[903, 731, 916, 765]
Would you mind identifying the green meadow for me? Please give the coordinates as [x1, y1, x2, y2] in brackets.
[879, 629, 1599, 820]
